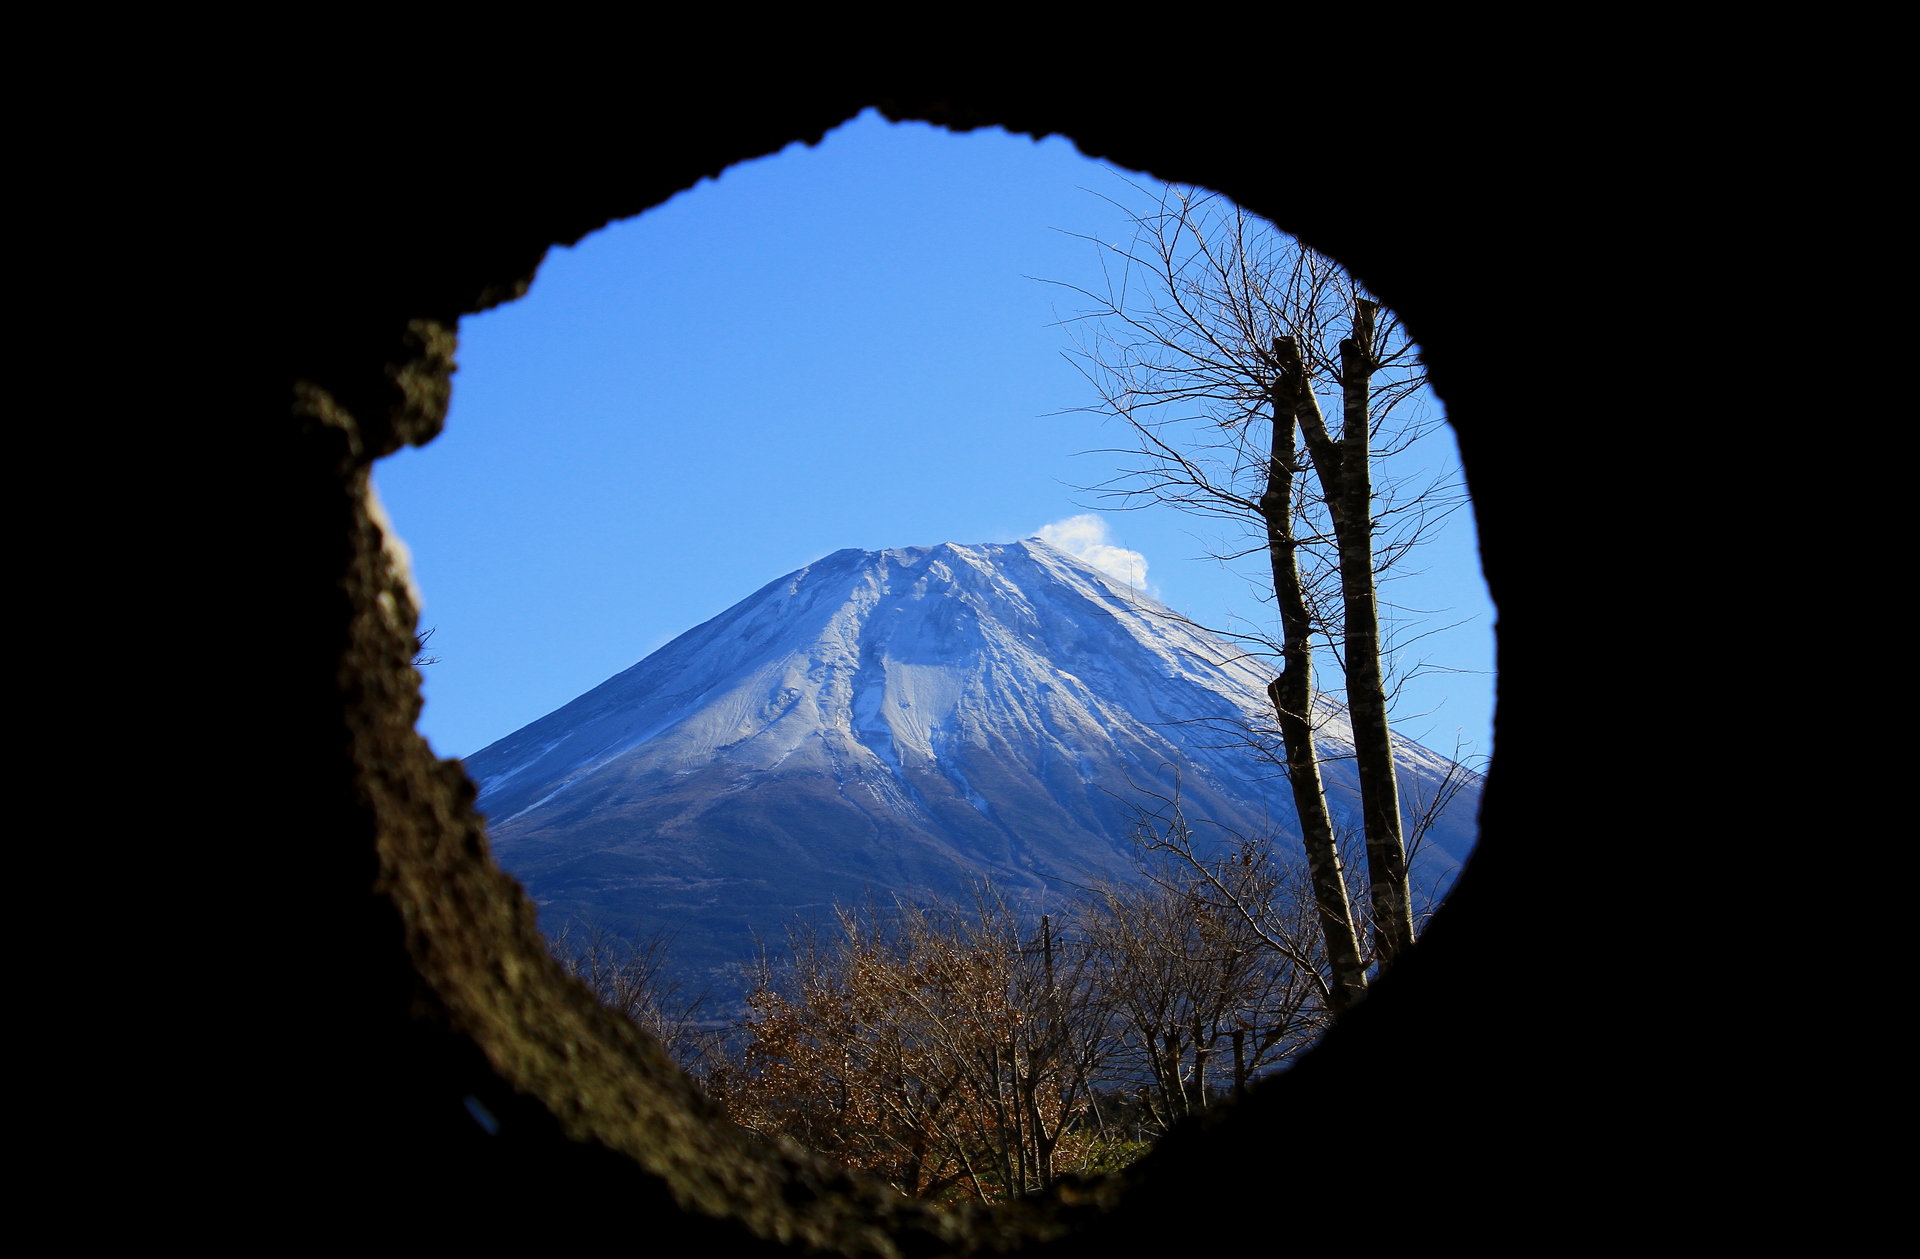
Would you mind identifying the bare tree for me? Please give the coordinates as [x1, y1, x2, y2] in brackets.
[1398, 741, 1487, 935]
[1053, 182, 1464, 973]
[411, 625, 441, 667]
[710, 859, 1338, 1192]
[550, 919, 719, 1069]
[1080, 851, 1323, 1138]
[712, 888, 1109, 1203]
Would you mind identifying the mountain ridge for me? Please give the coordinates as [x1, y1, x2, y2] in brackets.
[469, 540, 1479, 978]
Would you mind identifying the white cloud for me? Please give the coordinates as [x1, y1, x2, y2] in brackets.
[1034, 514, 1149, 589]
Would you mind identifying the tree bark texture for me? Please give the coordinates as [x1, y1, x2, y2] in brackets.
[1260, 343, 1368, 1010]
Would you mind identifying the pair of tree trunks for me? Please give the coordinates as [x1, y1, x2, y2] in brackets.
[1259, 361, 1369, 1012]
[1263, 300, 1416, 995]
[1062, 190, 1433, 1011]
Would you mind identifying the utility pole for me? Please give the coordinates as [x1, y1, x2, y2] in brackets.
[1022, 914, 1058, 994]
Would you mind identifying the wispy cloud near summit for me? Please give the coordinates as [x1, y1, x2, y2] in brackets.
[1034, 515, 1149, 590]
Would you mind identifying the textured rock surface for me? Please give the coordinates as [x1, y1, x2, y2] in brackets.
[134, 54, 1732, 1253]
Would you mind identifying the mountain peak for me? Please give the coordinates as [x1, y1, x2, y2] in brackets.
[468, 542, 1477, 978]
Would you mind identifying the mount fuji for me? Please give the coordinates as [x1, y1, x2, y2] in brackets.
[467, 540, 1481, 979]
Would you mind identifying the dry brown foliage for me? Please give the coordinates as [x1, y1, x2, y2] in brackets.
[707, 889, 1106, 1203]
[698, 853, 1332, 1203]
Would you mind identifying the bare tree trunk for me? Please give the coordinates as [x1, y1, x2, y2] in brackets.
[1191, 1020, 1212, 1107]
[1294, 302, 1416, 965]
[1263, 342, 1369, 1009]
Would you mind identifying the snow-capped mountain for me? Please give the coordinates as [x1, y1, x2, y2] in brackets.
[469, 540, 1479, 978]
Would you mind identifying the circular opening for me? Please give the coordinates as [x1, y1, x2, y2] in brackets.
[374, 109, 1495, 1203]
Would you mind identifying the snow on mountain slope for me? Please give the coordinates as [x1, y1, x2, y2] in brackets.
[467, 540, 1479, 978]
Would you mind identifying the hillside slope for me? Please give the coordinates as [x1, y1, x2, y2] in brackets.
[468, 541, 1479, 978]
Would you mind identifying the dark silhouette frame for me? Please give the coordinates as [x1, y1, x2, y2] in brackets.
[179, 74, 1702, 1250]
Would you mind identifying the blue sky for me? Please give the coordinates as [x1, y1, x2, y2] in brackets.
[376, 110, 1495, 764]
